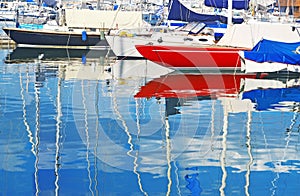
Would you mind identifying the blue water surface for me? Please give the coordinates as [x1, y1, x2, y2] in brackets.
[1, 48, 300, 195]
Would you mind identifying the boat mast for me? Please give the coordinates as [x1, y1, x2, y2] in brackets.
[227, 0, 233, 25]
[96, 0, 102, 10]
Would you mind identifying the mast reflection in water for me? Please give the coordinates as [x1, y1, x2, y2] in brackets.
[1, 48, 300, 195]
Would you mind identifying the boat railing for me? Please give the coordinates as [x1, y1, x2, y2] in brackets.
[109, 26, 170, 36]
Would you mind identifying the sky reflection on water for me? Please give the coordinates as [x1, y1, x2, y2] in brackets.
[1, 48, 300, 195]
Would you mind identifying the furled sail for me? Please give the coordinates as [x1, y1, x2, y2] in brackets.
[167, 0, 222, 23]
[204, 0, 250, 10]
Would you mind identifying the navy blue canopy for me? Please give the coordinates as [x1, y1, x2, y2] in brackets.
[204, 0, 250, 10]
[167, 0, 244, 24]
[168, 0, 222, 23]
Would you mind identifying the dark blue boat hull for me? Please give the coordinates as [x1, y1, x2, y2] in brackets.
[3, 27, 108, 47]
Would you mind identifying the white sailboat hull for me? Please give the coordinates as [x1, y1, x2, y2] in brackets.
[106, 31, 215, 58]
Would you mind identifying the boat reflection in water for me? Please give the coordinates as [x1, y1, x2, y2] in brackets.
[241, 74, 300, 111]
[5, 47, 116, 64]
[2, 50, 300, 195]
[134, 71, 300, 195]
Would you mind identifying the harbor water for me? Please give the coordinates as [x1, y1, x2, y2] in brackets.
[1, 47, 300, 195]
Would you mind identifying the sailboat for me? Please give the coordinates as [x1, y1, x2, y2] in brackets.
[106, 21, 216, 58]
[3, 5, 145, 48]
[240, 74, 300, 110]
[135, 0, 300, 71]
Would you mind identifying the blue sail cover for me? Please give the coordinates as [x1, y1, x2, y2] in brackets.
[204, 0, 250, 10]
[43, 0, 57, 7]
[244, 39, 300, 65]
[26, 0, 57, 7]
[167, 0, 244, 24]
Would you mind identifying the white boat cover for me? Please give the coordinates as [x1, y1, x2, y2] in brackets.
[65, 9, 144, 29]
[217, 21, 300, 48]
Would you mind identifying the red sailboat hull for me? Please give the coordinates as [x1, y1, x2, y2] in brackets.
[135, 45, 248, 70]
